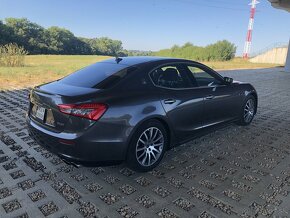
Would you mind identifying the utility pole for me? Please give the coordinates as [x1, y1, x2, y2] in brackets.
[243, 0, 260, 59]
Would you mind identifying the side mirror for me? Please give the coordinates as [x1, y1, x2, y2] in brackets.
[224, 77, 233, 84]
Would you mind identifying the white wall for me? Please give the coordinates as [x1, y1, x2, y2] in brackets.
[250, 47, 288, 65]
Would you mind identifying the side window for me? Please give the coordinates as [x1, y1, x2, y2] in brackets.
[150, 65, 191, 89]
[187, 66, 222, 87]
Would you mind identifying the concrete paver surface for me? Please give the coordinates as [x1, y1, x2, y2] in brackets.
[0, 67, 290, 217]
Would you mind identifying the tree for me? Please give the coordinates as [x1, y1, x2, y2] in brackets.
[4, 18, 48, 54]
[45, 27, 92, 54]
[46, 27, 74, 54]
[210, 40, 236, 61]
[0, 21, 13, 45]
[0, 17, 126, 56]
[94, 37, 123, 56]
[77, 37, 123, 56]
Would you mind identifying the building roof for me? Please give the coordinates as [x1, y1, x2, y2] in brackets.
[269, 0, 290, 12]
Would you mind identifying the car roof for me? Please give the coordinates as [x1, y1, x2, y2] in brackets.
[101, 56, 183, 66]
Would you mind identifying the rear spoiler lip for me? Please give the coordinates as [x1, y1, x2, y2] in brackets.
[33, 81, 100, 97]
[33, 87, 62, 97]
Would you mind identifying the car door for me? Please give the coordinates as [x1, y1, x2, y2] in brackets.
[184, 63, 241, 127]
[150, 63, 205, 141]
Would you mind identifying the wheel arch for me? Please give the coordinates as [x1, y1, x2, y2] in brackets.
[125, 115, 175, 159]
[153, 117, 172, 149]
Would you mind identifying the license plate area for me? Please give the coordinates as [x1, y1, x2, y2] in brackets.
[35, 106, 45, 121]
[31, 103, 56, 127]
[31, 104, 46, 121]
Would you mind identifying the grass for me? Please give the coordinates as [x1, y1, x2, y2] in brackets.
[0, 55, 110, 90]
[0, 55, 279, 90]
[202, 57, 279, 70]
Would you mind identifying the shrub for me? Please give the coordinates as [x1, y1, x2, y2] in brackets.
[0, 43, 28, 67]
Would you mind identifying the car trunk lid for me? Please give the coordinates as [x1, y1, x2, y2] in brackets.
[29, 81, 100, 132]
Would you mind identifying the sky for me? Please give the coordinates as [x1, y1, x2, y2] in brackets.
[0, 0, 289, 56]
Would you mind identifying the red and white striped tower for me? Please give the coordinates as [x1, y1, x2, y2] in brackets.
[243, 0, 260, 59]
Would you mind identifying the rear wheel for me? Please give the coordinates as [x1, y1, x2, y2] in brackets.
[237, 95, 256, 126]
[127, 120, 168, 172]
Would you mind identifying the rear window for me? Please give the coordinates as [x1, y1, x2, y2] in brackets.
[60, 62, 135, 89]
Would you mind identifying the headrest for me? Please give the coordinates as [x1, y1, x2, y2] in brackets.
[161, 68, 180, 81]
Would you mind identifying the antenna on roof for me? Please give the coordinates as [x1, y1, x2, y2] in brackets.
[114, 52, 122, 63]
[115, 57, 122, 64]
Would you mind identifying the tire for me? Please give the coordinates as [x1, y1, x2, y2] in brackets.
[236, 95, 256, 126]
[126, 120, 168, 172]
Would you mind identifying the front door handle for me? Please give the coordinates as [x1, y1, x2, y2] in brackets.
[164, 99, 176, 104]
[205, 95, 214, 100]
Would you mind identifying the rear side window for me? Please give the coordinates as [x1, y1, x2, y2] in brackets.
[60, 62, 135, 89]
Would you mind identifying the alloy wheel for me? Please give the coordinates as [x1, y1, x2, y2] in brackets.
[244, 98, 255, 123]
[135, 127, 164, 167]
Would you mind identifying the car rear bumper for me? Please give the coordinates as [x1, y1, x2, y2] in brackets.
[26, 117, 127, 165]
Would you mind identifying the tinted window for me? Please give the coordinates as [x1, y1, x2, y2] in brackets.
[187, 66, 222, 87]
[150, 65, 191, 89]
[60, 62, 133, 89]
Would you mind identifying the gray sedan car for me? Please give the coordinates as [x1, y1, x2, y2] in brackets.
[27, 56, 257, 171]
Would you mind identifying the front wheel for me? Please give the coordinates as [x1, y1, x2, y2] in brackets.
[126, 120, 168, 172]
[237, 95, 256, 126]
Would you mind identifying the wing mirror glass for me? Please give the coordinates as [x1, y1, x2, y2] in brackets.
[224, 77, 233, 84]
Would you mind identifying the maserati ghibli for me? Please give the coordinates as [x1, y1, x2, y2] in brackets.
[27, 57, 257, 171]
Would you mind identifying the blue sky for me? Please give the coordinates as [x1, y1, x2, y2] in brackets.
[0, 0, 289, 55]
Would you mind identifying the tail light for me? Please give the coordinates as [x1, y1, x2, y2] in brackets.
[58, 103, 107, 121]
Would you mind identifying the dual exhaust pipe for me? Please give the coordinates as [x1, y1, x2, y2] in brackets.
[61, 158, 81, 168]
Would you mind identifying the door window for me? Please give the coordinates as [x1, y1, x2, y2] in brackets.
[150, 65, 191, 89]
[187, 66, 222, 87]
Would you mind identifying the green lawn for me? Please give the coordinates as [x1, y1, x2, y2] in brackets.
[0, 55, 278, 90]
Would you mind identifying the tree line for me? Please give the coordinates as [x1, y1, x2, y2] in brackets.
[0, 18, 236, 61]
[0, 18, 126, 56]
[155, 41, 237, 61]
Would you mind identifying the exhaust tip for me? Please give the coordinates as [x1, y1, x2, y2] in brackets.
[61, 159, 81, 168]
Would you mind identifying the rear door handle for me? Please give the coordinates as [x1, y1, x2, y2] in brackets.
[164, 99, 176, 104]
[205, 95, 214, 100]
